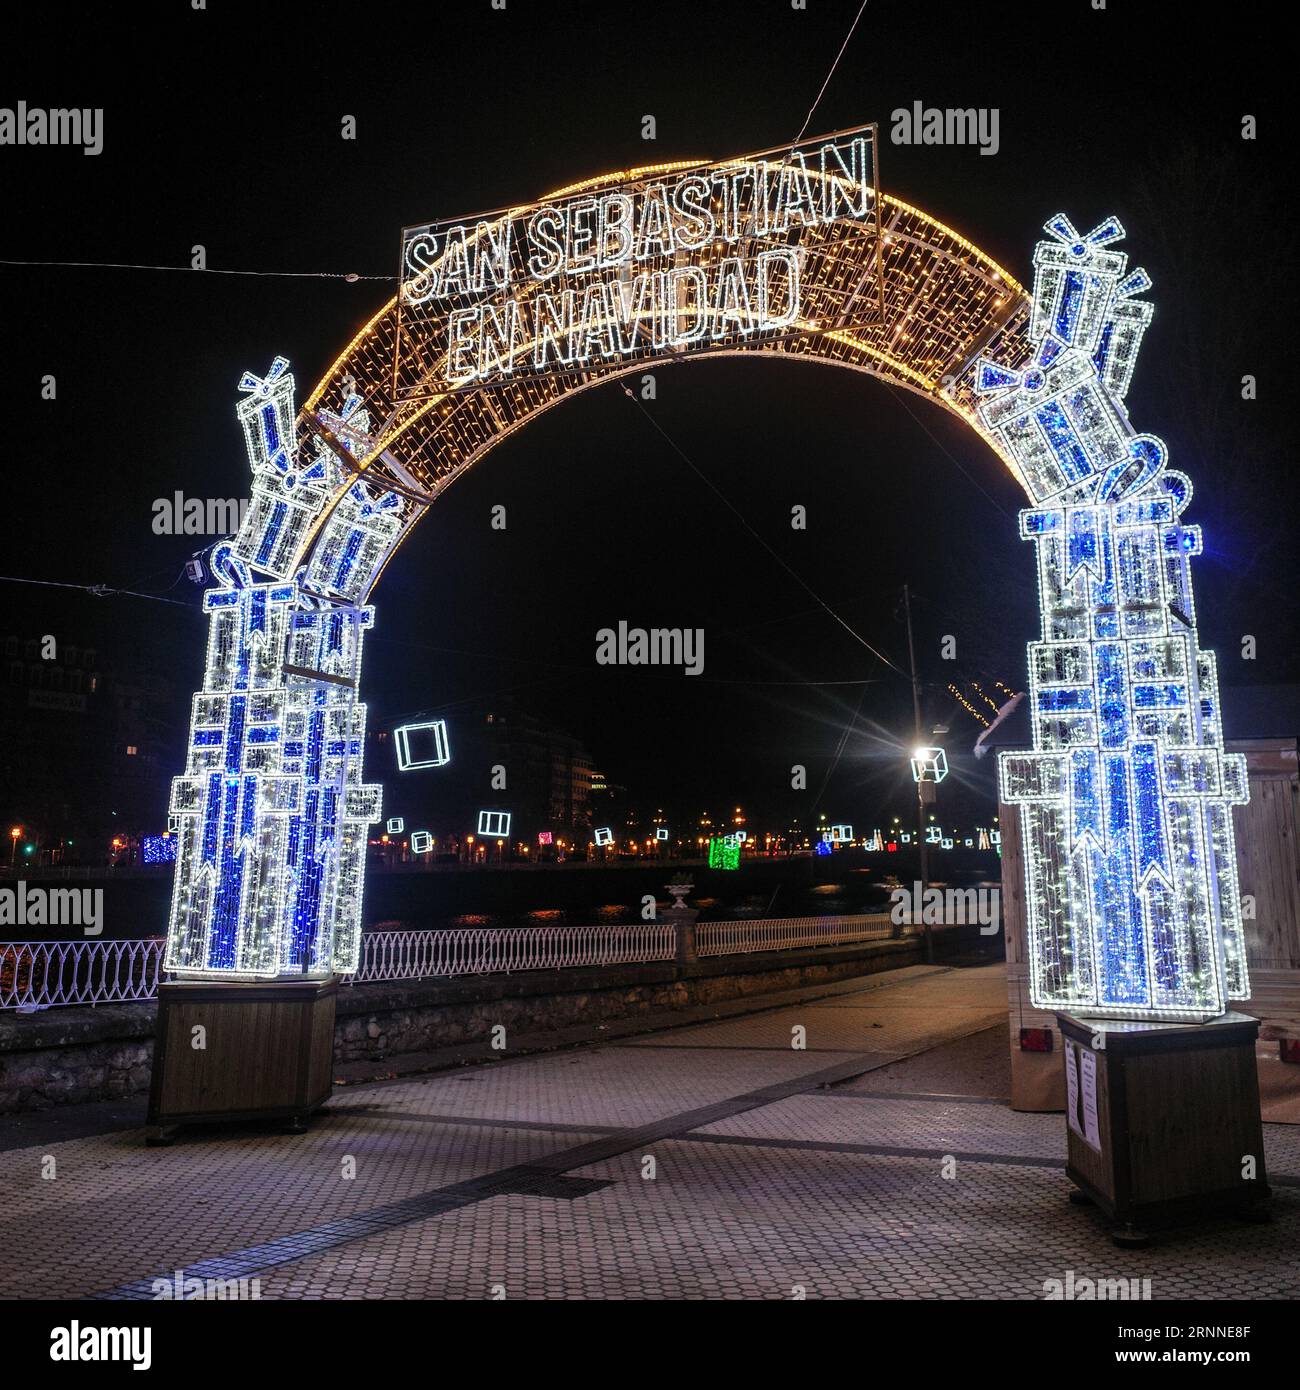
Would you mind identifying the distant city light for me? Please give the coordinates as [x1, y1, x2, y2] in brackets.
[142, 835, 177, 864]
[708, 835, 741, 870]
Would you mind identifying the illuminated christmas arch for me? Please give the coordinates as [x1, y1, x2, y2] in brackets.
[165, 127, 1248, 1023]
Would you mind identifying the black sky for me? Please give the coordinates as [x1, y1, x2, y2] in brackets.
[1, 0, 1292, 830]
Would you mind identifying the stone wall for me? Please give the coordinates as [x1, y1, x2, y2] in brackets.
[0, 1001, 157, 1112]
[0, 931, 967, 1113]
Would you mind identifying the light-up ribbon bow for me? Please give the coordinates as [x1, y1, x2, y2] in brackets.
[238, 356, 292, 398]
[347, 482, 402, 521]
[1040, 213, 1126, 265]
[974, 332, 1067, 398]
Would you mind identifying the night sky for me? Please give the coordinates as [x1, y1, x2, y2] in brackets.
[2, 1, 1292, 832]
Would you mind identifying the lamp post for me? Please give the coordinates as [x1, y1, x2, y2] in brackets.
[9, 827, 21, 866]
[902, 585, 933, 964]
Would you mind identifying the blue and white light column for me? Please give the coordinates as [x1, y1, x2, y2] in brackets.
[984, 216, 1250, 1021]
[163, 359, 412, 979]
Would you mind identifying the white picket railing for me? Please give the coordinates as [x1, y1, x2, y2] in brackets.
[696, 913, 903, 956]
[0, 938, 164, 1011]
[348, 922, 677, 982]
[0, 913, 909, 1009]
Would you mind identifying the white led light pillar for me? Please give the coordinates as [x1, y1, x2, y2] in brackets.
[984, 216, 1249, 1022]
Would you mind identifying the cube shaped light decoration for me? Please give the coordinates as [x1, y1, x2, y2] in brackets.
[477, 810, 511, 838]
[394, 719, 450, 771]
[410, 830, 433, 854]
[594, 827, 613, 846]
[910, 747, 949, 784]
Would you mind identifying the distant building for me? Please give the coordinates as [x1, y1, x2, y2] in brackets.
[0, 633, 179, 861]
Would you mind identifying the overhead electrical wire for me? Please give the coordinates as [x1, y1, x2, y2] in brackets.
[0, 256, 392, 281]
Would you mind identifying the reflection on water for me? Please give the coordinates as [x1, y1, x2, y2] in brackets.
[430, 882, 898, 933]
[404, 862, 998, 934]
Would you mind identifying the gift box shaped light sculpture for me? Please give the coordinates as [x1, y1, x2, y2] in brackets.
[982, 215, 1249, 1022]
[164, 359, 390, 979]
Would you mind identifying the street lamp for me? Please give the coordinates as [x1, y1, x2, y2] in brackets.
[910, 745, 949, 963]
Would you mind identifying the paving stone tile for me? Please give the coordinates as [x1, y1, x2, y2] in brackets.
[1, 962, 1293, 1301]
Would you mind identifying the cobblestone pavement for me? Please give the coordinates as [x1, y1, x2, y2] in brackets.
[1, 963, 1296, 1299]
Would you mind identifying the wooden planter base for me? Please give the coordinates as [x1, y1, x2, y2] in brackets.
[1056, 1011, 1271, 1246]
[147, 977, 337, 1144]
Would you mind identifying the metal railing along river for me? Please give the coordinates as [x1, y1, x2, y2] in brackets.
[0, 937, 164, 1011]
[1, 913, 905, 1010]
[696, 913, 901, 956]
[348, 921, 677, 982]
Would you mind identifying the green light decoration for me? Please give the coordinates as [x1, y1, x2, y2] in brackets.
[708, 835, 741, 870]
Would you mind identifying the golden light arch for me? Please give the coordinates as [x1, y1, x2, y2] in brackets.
[287, 154, 1035, 605]
[164, 128, 1256, 1039]
[168, 131, 1051, 985]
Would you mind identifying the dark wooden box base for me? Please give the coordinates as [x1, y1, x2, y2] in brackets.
[147, 977, 337, 1143]
[1056, 1011, 1271, 1245]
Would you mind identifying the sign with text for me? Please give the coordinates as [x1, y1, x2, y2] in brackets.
[397, 126, 880, 395]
